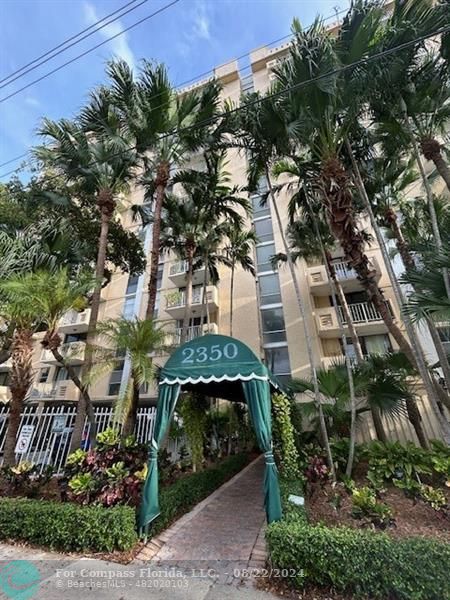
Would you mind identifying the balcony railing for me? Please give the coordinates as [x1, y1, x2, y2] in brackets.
[166, 288, 210, 309]
[332, 260, 358, 280]
[41, 341, 86, 364]
[59, 308, 91, 328]
[338, 301, 386, 324]
[169, 260, 189, 277]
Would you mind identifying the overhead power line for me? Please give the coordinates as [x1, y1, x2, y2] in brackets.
[0, 0, 181, 104]
[1, 24, 448, 181]
[0, 7, 348, 173]
[0, 0, 147, 88]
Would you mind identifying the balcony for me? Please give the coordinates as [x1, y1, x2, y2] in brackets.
[168, 260, 207, 287]
[58, 309, 91, 334]
[166, 323, 219, 347]
[307, 257, 380, 295]
[0, 357, 12, 372]
[164, 286, 219, 320]
[27, 380, 80, 401]
[41, 341, 86, 365]
[0, 385, 10, 403]
[315, 301, 389, 338]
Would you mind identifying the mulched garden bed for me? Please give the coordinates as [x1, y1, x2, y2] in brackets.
[306, 478, 450, 543]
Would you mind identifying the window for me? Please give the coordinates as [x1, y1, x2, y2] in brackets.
[256, 243, 276, 273]
[259, 273, 282, 305]
[123, 296, 135, 319]
[125, 274, 139, 295]
[363, 334, 392, 355]
[65, 332, 87, 343]
[241, 73, 254, 94]
[254, 218, 273, 243]
[251, 194, 270, 219]
[0, 372, 9, 386]
[108, 363, 124, 396]
[54, 366, 81, 382]
[38, 368, 50, 383]
[265, 346, 291, 384]
[261, 307, 287, 344]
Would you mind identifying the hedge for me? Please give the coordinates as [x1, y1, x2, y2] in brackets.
[0, 500, 137, 552]
[266, 479, 450, 600]
[148, 452, 250, 537]
[0, 453, 250, 552]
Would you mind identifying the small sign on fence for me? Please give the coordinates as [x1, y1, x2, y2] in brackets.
[51, 415, 67, 434]
[15, 425, 34, 454]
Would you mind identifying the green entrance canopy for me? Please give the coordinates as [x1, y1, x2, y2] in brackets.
[139, 334, 283, 534]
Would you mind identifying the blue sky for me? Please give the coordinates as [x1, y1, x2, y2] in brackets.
[0, 0, 349, 179]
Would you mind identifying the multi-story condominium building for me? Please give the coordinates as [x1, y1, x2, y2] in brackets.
[0, 30, 446, 444]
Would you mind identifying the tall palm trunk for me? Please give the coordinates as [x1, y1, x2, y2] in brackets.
[400, 99, 450, 299]
[229, 261, 235, 337]
[320, 248, 358, 475]
[181, 244, 195, 344]
[146, 161, 170, 319]
[70, 191, 114, 452]
[265, 168, 335, 480]
[384, 208, 450, 406]
[201, 253, 210, 331]
[3, 328, 33, 466]
[122, 375, 140, 437]
[420, 137, 450, 193]
[344, 145, 450, 445]
[320, 155, 431, 447]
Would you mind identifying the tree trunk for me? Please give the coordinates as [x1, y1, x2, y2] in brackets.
[71, 192, 114, 452]
[122, 376, 140, 438]
[344, 142, 450, 445]
[265, 168, 336, 480]
[201, 253, 210, 331]
[321, 154, 431, 447]
[181, 246, 194, 345]
[420, 137, 450, 194]
[3, 328, 34, 466]
[322, 252, 358, 476]
[146, 162, 169, 319]
[230, 261, 235, 337]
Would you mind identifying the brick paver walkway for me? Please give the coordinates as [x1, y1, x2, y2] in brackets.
[138, 456, 266, 566]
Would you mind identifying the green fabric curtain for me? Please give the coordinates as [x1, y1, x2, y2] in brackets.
[242, 378, 282, 523]
[139, 382, 180, 533]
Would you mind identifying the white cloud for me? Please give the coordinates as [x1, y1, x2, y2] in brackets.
[177, 0, 212, 59]
[24, 96, 41, 108]
[83, 1, 136, 70]
[192, 4, 210, 41]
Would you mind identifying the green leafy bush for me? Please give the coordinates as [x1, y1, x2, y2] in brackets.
[0, 498, 137, 552]
[267, 519, 450, 599]
[419, 484, 447, 512]
[272, 393, 301, 480]
[1, 461, 54, 498]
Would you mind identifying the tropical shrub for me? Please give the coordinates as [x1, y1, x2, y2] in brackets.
[178, 394, 208, 471]
[1, 461, 53, 498]
[351, 486, 393, 528]
[304, 455, 329, 485]
[418, 484, 447, 513]
[0, 498, 137, 552]
[63, 428, 148, 507]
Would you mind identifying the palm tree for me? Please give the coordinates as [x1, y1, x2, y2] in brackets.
[291, 353, 415, 445]
[223, 227, 257, 337]
[0, 281, 42, 465]
[160, 153, 249, 343]
[274, 6, 439, 447]
[233, 91, 336, 478]
[98, 60, 224, 320]
[94, 317, 166, 436]
[1, 269, 96, 406]
[366, 157, 450, 406]
[35, 99, 137, 450]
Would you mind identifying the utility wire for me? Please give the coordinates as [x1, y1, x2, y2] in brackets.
[0, 7, 348, 172]
[2, 24, 448, 182]
[0, 0, 181, 104]
[0, 0, 146, 88]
